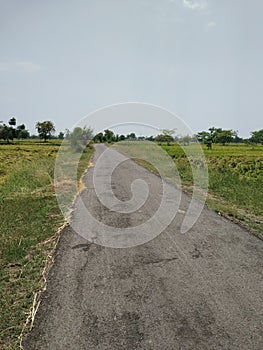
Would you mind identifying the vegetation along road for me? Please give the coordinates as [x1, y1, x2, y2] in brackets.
[23, 144, 263, 350]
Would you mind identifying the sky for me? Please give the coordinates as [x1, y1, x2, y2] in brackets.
[0, 0, 262, 138]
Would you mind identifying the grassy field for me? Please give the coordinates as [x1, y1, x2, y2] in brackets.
[0, 140, 94, 349]
[161, 143, 263, 236]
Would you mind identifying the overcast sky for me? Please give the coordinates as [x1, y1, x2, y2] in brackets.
[0, 0, 262, 137]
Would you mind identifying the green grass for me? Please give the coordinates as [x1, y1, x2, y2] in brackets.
[0, 140, 94, 349]
[162, 143, 263, 236]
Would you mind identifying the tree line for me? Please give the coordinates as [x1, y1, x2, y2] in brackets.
[195, 127, 263, 148]
[0, 118, 63, 143]
[0, 117, 30, 142]
[1, 117, 263, 147]
[93, 128, 263, 147]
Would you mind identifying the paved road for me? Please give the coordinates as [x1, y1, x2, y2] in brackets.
[23, 144, 263, 350]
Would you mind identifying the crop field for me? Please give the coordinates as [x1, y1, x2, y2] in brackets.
[162, 143, 263, 236]
[0, 140, 94, 349]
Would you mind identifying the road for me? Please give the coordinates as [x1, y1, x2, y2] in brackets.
[23, 144, 263, 350]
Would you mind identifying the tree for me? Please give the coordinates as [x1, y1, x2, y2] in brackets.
[35, 121, 55, 142]
[0, 124, 13, 143]
[65, 129, 71, 140]
[93, 132, 104, 143]
[214, 130, 235, 146]
[208, 127, 222, 142]
[196, 131, 210, 143]
[197, 127, 237, 148]
[250, 129, 263, 144]
[58, 131, 64, 140]
[214, 129, 235, 145]
[104, 129, 115, 143]
[179, 135, 192, 146]
[126, 132, 136, 140]
[234, 132, 243, 143]
[70, 127, 84, 151]
[8, 117, 16, 126]
[155, 134, 174, 145]
[16, 124, 30, 139]
[146, 135, 155, 142]
[17, 123, 26, 131]
[162, 129, 176, 138]
[0, 120, 30, 141]
[18, 129, 30, 139]
[196, 131, 214, 149]
[138, 136, 146, 141]
[69, 126, 93, 152]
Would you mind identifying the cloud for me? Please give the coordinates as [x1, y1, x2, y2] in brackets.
[182, 0, 208, 10]
[0, 60, 41, 73]
[207, 21, 216, 29]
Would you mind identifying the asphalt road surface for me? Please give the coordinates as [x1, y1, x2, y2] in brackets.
[23, 144, 263, 350]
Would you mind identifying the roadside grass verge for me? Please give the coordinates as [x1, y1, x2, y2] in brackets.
[0, 140, 94, 349]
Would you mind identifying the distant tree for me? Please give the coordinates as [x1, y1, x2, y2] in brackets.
[146, 135, 155, 142]
[35, 121, 55, 142]
[8, 117, 16, 126]
[138, 136, 146, 141]
[58, 131, 64, 140]
[82, 126, 93, 142]
[69, 126, 93, 152]
[179, 135, 192, 146]
[196, 131, 211, 143]
[0, 124, 13, 143]
[16, 124, 30, 139]
[234, 132, 243, 143]
[65, 129, 71, 140]
[214, 130, 235, 145]
[250, 129, 263, 144]
[162, 129, 176, 138]
[119, 134, 126, 141]
[197, 127, 237, 148]
[126, 132, 136, 140]
[17, 124, 26, 131]
[208, 127, 222, 142]
[104, 129, 115, 143]
[18, 129, 30, 139]
[196, 131, 213, 149]
[70, 127, 84, 151]
[161, 129, 176, 145]
[93, 132, 104, 143]
[155, 134, 174, 145]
